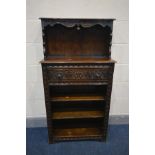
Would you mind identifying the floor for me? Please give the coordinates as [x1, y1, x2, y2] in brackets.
[26, 125, 129, 155]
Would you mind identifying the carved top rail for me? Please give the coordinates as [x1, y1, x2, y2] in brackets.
[40, 18, 115, 30]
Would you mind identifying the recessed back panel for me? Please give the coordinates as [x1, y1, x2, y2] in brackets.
[41, 19, 114, 59]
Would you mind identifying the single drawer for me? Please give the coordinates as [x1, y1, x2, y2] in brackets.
[46, 65, 112, 83]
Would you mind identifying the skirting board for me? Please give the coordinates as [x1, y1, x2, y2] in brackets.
[26, 115, 129, 128]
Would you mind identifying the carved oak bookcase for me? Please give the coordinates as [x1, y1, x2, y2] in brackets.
[40, 18, 116, 143]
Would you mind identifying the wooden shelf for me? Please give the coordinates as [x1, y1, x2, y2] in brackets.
[50, 95, 105, 102]
[53, 127, 103, 139]
[52, 110, 104, 120]
[41, 58, 116, 64]
[49, 82, 109, 86]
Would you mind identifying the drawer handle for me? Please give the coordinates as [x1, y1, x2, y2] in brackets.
[57, 73, 63, 80]
[95, 73, 101, 78]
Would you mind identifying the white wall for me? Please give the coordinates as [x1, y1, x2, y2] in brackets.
[26, 0, 129, 118]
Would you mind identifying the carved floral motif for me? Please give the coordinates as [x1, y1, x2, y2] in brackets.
[47, 68, 111, 82]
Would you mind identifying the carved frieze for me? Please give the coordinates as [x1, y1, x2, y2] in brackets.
[47, 66, 111, 82]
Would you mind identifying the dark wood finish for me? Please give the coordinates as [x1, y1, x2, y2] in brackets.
[52, 110, 104, 120]
[40, 58, 116, 64]
[41, 18, 114, 59]
[40, 18, 116, 143]
[44, 24, 111, 58]
[53, 127, 103, 139]
[50, 95, 105, 102]
[46, 65, 111, 83]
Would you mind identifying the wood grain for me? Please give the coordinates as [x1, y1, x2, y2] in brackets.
[50, 95, 105, 102]
[52, 110, 104, 120]
[53, 127, 103, 138]
[40, 18, 115, 143]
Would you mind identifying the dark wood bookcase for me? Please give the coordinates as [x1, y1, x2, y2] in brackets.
[40, 18, 116, 143]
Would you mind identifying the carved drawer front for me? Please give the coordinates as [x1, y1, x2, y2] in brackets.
[46, 65, 111, 83]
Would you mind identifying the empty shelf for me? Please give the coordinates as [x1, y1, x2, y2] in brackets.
[52, 110, 104, 120]
[50, 95, 105, 102]
[53, 127, 103, 139]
